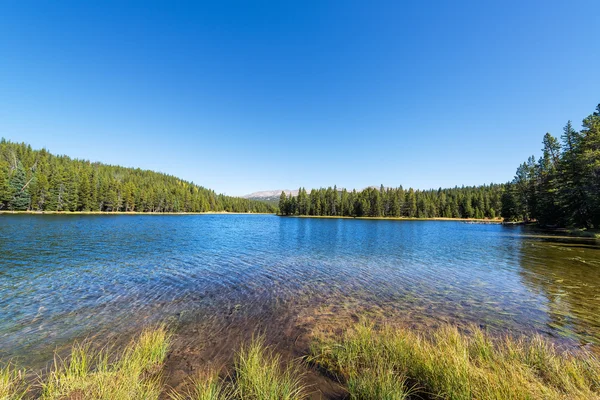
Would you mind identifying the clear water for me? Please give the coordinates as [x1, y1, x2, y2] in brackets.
[1, 215, 599, 366]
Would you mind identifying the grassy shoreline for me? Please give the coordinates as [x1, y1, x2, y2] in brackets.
[3, 321, 599, 399]
[312, 321, 600, 399]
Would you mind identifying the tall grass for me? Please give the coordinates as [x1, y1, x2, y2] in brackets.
[41, 325, 170, 400]
[170, 336, 307, 400]
[169, 370, 232, 400]
[8, 320, 598, 399]
[234, 336, 306, 400]
[311, 322, 600, 399]
[0, 363, 27, 400]
[346, 360, 411, 400]
[3, 328, 308, 400]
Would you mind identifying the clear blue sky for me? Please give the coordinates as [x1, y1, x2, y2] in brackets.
[1, 1, 599, 196]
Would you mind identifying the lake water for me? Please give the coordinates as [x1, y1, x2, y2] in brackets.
[1, 214, 599, 366]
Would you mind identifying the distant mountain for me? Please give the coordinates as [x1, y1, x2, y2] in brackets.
[245, 187, 358, 201]
[243, 189, 299, 200]
[242, 189, 303, 206]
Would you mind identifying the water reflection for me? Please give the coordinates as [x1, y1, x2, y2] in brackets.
[516, 233, 600, 345]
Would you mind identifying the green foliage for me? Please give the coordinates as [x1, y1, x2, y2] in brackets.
[7, 162, 30, 211]
[312, 322, 600, 400]
[169, 336, 307, 400]
[170, 336, 307, 400]
[346, 362, 410, 400]
[4, 323, 600, 400]
[278, 191, 287, 216]
[234, 336, 306, 400]
[279, 185, 504, 219]
[503, 103, 600, 228]
[0, 159, 13, 209]
[279, 102, 600, 229]
[0, 139, 275, 213]
[0, 362, 27, 400]
[169, 371, 232, 400]
[41, 325, 170, 400]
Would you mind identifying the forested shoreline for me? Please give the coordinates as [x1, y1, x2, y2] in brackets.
[279, 103, 600, 229]
[501, 104, 600, 228]
[279, 185, 504, 220]
[2, 103, 598, 223]
[0, 140, 275, 213]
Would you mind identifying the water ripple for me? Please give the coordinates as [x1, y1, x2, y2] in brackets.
[1, 215, 599, 365]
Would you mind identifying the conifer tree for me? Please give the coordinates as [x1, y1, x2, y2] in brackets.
[0, 160, 12, 209]
[580, 104, 600, 227]
[0, 139, 275, 214]
[8, 161, 30, 210]
[279, 191, 287, 215]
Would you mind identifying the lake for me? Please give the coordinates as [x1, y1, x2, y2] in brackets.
[1, 214, 599, 368]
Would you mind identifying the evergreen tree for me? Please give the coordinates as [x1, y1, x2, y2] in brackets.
[501, 103, 600, 228]
[77, 168, 92, 211]
[8, 161, 31, 210]
[0, 159, 12, 209]
[580, 104, 600, 227]
[559, 121, 586, 226]
[406, 188, 417, 217]
[279, 191, 287, 215]
[536, 133, 562, 225]
[0, 139, 276, 214]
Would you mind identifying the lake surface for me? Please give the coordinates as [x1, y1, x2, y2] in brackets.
[1, 214, 599, 366]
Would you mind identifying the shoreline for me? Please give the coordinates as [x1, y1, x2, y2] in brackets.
[3, 301, 599, 399]
[516, 222, 600, 239]
[283, 214, 504, 223]
[284, 216, 600, 237]
[0, 210, 276, 216]
[0, 211, 502, 223]
[2, 211, 597, 238]
[534, 226, 600, 239]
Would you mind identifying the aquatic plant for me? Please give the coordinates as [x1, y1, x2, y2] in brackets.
[6, 320, 600, 399]
[0, 363, 27, 400]
[311, 321, 600, 399]
[234, 336, 306, 400]
[346, 360, 412, 400]
[169, 370, 232, 400]
[40, 325, 170, 400]
[169, 336, 307, 400]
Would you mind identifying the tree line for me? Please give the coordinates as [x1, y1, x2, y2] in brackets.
[279, 185, 504, 219]
[0, 139, 275, 213]
[501, 104, 600, 228]
[280, 103, 600, 228]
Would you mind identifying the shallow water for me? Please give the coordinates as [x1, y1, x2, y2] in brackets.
[1, 215, 599, 366]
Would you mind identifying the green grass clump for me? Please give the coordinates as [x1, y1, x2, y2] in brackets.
[312, 322, 600, 399]
[169, 371, 232, 400]
[234, 336, 306, 400]
[41, 325, 170, 400]
[170, 336, 306, 400]
[346, 361, 410, 400]
[0, 363, 27, 400]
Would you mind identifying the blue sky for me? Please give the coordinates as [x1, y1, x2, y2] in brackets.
[1, 1, 599, 196]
